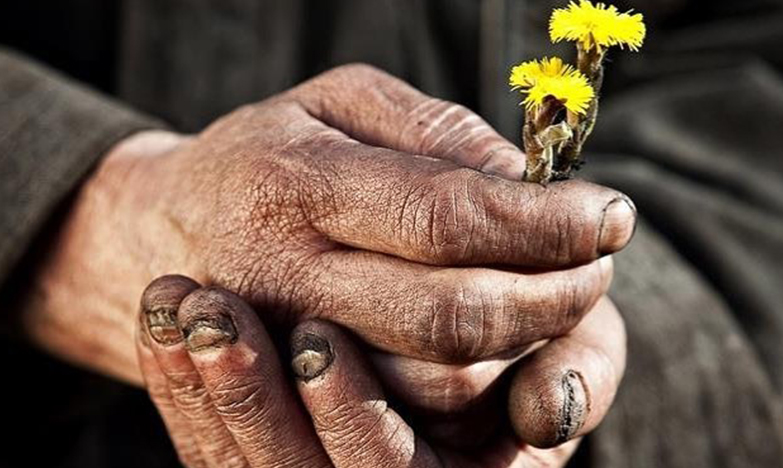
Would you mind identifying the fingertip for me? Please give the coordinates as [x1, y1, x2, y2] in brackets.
[527, 180, 637, 265]
[177, 287, 243, 353]
[509, 365, 589, 449]
[598, 196, 637, 256]
[291, 332, 334, 383]
[508, 298, 626, 448]
[141, 275, 200, 346]
[290, 321, 439, 467]
[290, 321, 341, 383]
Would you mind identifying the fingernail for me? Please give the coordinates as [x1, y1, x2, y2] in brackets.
[291, 333, 333, 382]
[598, 197, 637, 255]
[556, 370, 588, 444]
[182, 314, 238, 352]
[145, 305, 183, 345]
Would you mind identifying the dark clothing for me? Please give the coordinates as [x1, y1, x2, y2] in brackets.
[1, 1, 783, 467]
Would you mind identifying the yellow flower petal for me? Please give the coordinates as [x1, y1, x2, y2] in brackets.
[509, 57, 595, 115]
[550, 0, 646, 52]
[510, 57, 575, 88]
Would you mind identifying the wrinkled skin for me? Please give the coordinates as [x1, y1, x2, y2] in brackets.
[21, 64, 633, 457]
[137, 275, 624, 467]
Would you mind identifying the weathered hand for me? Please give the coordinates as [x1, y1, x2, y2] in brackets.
[24, 64, 634, 387]
[373, 293, 626, 449]
[137, 276, 333, 467]
[294, 320, 596, 468]
[138, 275, 622, 467]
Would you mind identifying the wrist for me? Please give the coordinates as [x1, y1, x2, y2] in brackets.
[19, 129, 190, 385]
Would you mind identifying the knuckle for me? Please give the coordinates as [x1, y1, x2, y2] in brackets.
[402, 99, 497, 158]
[400, 98, 450, 141]
[169, 380, 213, 413]
[210, 375, 275, 425]
[552, 209, 582, 265]
[320, 399, 406, 463]
[316, 62, 389, 87]
[428, 279, 491, 362]
[416, 171, 485, 264]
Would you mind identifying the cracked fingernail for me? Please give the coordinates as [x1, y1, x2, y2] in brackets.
[556, 370, 589, 444]
[291, 333, 333, 382]
[598, 197, 636, 255]
[141, 275, 200, 345]
[183, 314, 238, 352]
[145, 305, 183, 345]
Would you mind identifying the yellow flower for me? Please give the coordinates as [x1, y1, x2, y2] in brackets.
[550, 0, 646, 52]
[509, 57, 595, 115]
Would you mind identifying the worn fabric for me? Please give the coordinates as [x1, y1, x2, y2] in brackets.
[0, 49, 160, 287]
[1, 0, 782, 467]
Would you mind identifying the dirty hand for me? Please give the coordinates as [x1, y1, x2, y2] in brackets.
[23, 64, 634, 451]
[138, 275, 625, 467]
[25, 63, 634, 383]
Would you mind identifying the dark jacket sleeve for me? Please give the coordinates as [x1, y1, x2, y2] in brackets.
[0, 47, 163, 286]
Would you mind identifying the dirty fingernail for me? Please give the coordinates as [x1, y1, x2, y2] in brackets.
[598, 197, 637, 255]
[141, 275, 200, 345]
[556, 370, 589, 444]
[145, 305, 183, 345]
[291, 333, 334, 382]
[183, 314, 238, 352]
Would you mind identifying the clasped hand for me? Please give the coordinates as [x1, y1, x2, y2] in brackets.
[27, 64, 635, 467]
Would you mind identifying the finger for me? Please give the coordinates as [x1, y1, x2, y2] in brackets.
[371, 353, 518, 451]
[371, 339, 547, 413]
[306, 250, 612, 363]
[141, 275, 247, 467]
[508, 296, 627, 448]
[298, 136, 636, 268]
[292, 320, 442, 468]
[292, 63, 526, 179]
[371, 351, 525, 413]
[177, 286, 332, 468]
[136, 313, 206, 468]
[371, 342, 546, 450]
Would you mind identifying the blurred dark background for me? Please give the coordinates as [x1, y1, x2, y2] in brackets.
[2, 1, 783, 467]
